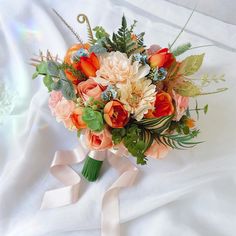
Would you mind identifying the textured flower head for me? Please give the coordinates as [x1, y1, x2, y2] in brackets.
[93, 51, 150, 86]
[119, 79, 156, 121]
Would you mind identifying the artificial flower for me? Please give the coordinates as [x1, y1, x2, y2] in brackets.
[172, 90, 189, 121]
[101, 85, 117, 101]
[70, 108, 87, 129]
[147, 44, 161, 55]
[119, 79, 156, 121]
[78, 52, 100, 78]
[145, 140, 169, 159]
[93, 51, 150, 86]
[104, 100, 129, 128]
[48, 90, 63, 115]
[85, 127, 113, 150]
[145, 91, 174, 118]
[64, 43, 90, 84]
[77, 78, 104, 102]
[149, 48, 174, 68]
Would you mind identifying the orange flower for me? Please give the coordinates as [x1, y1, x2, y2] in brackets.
[104, 101, 129, 128]
[70, 108, 87, 129]
[145, 92, 174, 118]
[149, 48, 175, 68]
[78, 52, 100, 78]
[64, 43, 90, 84]
[185, 118, 195, 128]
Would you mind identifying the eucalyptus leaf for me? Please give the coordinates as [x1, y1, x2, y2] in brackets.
[51, 79, 62, 91]
[43, 74, 53, 92]
[36, 61, 48, 74]
[47, 61, 59, 77]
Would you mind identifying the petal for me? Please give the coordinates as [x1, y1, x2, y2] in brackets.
[80, 57, 97, 77]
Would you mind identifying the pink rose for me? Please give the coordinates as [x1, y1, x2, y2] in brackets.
[54, 98, 76, 122]
[85, 127, 113, 150]
[77, 78, 104, 102]
[145, 140, 169, 159]
[48, 91, 63, 114]
[172, 90, 189, 121]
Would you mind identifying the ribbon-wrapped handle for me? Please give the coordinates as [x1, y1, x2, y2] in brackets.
[82, 150, 106, 182]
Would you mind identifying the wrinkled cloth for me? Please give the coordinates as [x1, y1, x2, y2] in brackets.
[0, 0, 236, 235]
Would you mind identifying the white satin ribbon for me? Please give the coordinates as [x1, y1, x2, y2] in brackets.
[40, 145, 139, 236]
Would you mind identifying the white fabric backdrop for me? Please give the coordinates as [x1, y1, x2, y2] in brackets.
[0, 0, 236, 235]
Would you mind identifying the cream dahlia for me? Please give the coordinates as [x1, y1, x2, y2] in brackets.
[93, 51, 150, 86]
[119, 79, 156, 121]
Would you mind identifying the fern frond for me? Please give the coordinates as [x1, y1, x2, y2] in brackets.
[77, 14, 95, 45]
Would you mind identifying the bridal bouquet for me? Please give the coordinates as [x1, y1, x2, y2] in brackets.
[31, 11, 226, 181]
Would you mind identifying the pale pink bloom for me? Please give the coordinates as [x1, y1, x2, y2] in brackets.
[172, 90, 189, 121]
[147, 44, 161, 56]
[77, 78, 104, 102]
[85, 127, 113, 150]
[48, 91, 63, 114]
[54, 98, 76, 122]
[145, 140, 169, 159]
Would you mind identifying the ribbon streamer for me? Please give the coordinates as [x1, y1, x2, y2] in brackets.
[40, 142, 139, 236]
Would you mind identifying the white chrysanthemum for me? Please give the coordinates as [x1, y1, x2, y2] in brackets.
[93, 51, 150, 86]
[119, 79, 156, 121]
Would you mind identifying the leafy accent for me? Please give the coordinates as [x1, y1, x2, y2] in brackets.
[123, 124, 148, 165]
[174, 80, 201, 97]
[77, 14, 94, 45]
[89, 43, 107, 54]
[111, 128, 126, 144]
[178, 54, 205, 76]
[156, 130, 201, 149]
[172, 43, 192, 57]
[43, 74, 53, 92]
[82, 107, 104, 132]
[100, 15, 144, 56]
[93, 26, 109, 40]
[135, 115, 174, 134]
[52, 9, 83, 44]
[199, 74, 225, 87]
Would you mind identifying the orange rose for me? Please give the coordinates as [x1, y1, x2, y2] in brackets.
[149, 48, 174, 68]
[104, 101, 129, 128]
[85, 127, 113, 150]
[145, 92, 174, 118]
[64, 43, 90, 84]
[70, 108, 87, 129]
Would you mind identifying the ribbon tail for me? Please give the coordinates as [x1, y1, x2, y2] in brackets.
[101, 150, 139, 236]
[41, 143, 88, 209]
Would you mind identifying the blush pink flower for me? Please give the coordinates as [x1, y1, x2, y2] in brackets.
[77, 78, 104, 102]
[172, 90, 189, 121]
[53, 98, 76, 122]
[145, 140, 169, 159]
[85, 127, 113, 150]
[48, 91, 63, 115]
[147, 44, 161, 56]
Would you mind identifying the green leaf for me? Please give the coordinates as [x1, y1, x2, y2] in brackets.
[93, 26, 109, 40]
[43, 74, 53, 92]
[51, 79, 62, 91]
[178, 54, 205, 76]
[172, 42, 191, 57]
[112, 128, 126, 144]
[36, 61, 48, 74]
[32, 71, 39, 80]
[174, 81, 201, 97]
[89, 43, 107, 54]
[82, 107, 104, 132]
[47, 61, 59, 77]
[61, 80, 76, 100]
[204, 104, 208, 114]
[135, 115, 174, 134]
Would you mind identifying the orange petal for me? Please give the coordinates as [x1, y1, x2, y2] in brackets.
[80, 57, 97, 77]
[89, 52, 100, 70]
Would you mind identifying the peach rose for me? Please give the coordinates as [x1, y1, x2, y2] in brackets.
[77, 78, 104, 102]
[145, 91, 174, 118]
[54, 98, 76, 122]
[149, 48, 175, 69]
[70, 108, 87, 129]
[48, 91, 63, 114]
[85, 127, 113, 150]
[104, 100, 129, 128]
[145, 140, 169, 159]
[172, 90, 189, 121]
